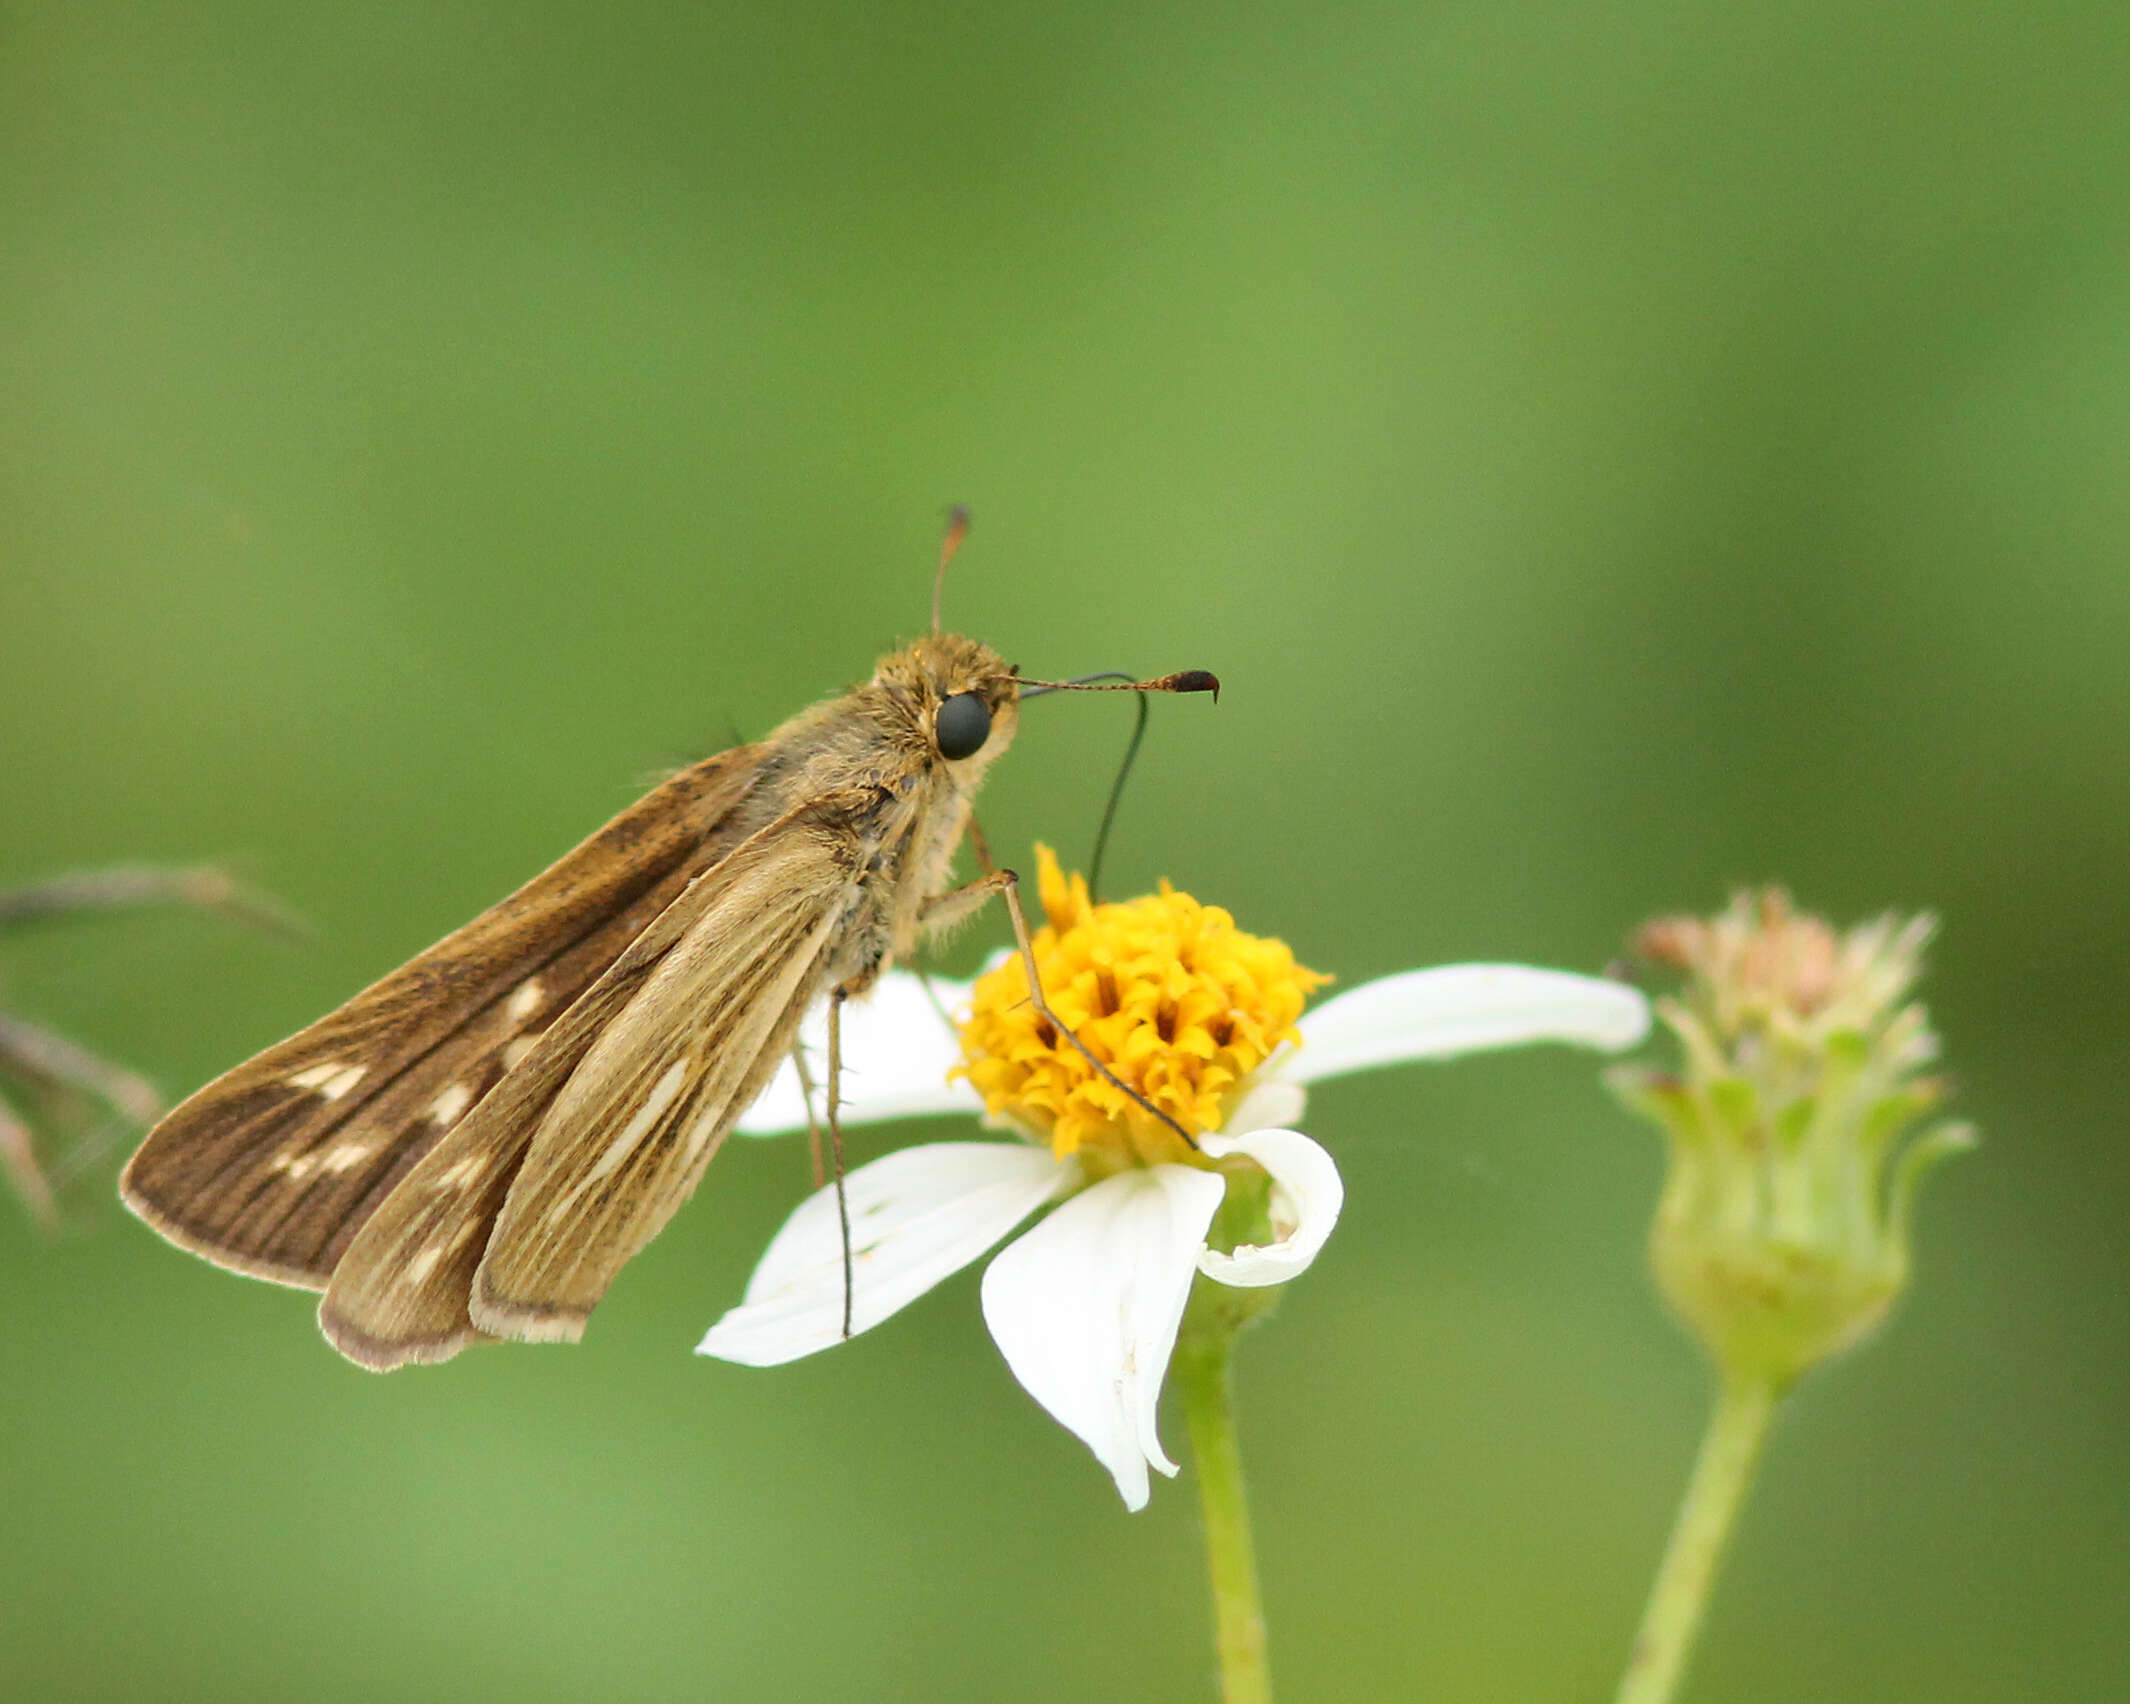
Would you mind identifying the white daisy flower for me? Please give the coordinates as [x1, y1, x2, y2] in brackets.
[700, 851, 1649, 1510]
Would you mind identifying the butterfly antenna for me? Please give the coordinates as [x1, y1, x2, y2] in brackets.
[933, 505, 971, 635]
[1030, 672, 1156, 903]
[1015, 669, 1220, 902]
[1019, 670, 1220, 699]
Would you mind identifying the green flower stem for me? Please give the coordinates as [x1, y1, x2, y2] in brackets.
[1616, 1373, 1781, 1704]
[1175, 1325, 1272, 1704]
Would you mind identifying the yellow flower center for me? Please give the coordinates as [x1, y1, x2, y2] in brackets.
[956, 847, 1329, 1167]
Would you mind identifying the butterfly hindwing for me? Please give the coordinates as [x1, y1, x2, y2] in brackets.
[467, 792, 876, 1344]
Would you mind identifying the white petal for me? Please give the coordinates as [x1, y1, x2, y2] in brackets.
[1196, 1128, 1343, 1287]
[1222, 1078, 1307, 1136]
[1286, 964, 1651, 1083]
[696, 1142, 1070, 1366]
[979, 1165, 1227, 1511]
[737, 972, 981, 1135]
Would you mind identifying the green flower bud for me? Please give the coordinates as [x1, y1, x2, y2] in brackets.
[1612, 891, 1973, 1390]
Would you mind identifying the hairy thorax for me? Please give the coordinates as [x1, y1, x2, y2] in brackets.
[737, 633, 1020, 995]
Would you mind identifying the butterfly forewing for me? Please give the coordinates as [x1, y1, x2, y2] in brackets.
[119, 750, 762, 1287]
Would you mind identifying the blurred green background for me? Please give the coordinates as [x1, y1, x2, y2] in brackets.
[4, 3, 2126, 1699]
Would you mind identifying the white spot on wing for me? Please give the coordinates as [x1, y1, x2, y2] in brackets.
[320, 1142, 375, 1174]
[506, 978, 545, 1023]
[288, 1061, 366, 1100]
[681, 1100, 726, 1163]
[428, 1083, 474, 1126]
[405, 1248, 441, 1283]
[585, 1060, 690, 1186]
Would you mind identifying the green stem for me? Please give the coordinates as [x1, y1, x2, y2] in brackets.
[1615, 1374, 1781, 1704]
[1176, 1328, 1272, 1704]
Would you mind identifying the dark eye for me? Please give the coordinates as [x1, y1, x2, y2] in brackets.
[934, 692, 992, 760]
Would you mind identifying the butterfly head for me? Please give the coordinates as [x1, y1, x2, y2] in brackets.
[875, 632, 1023, 778]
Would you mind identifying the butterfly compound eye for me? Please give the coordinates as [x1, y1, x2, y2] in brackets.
[934, 692, 992, 760]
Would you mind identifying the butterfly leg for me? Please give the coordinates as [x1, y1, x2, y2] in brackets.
[965, 812, 996, 878]
[825, 986, 857, 1339]
[917, 870, 1200, 1152]
[790, 1042, 828, 1190]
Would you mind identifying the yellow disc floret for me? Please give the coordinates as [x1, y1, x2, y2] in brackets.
[956, 847, 1329, 1167]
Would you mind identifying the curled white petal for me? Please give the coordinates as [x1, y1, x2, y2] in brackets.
[979, 1165, 1226, 1511]
[697, 1142, 1070, 1366]
[1196, 1128, 1343, 1287]
[738, 971, 980, 1135]
[1286, 964, 1651, 1083]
